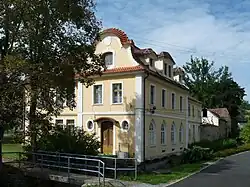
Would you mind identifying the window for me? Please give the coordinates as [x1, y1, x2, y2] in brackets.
[179, 123, 184, 143]
[171, 122, 176, 144]
[121, 120, 129, 131]
[55, 119, 63, 125]
[161, 122, 166, 145]
[197, 109, 200, 118]
[180, 96, 183, 112]
[150, 85, 156, 105]
[192, 105, 195, 117]
[171, 93, 175, 109]
[193, 125, 196, 141]
[188, 103, 191, 116]
[104, 52, 113, 67]
[66, 119, 75, 133]
[168, 65, 172, 77]
[86, 120, 94, 131]
[149, 120, 156, 145]
[161, 89, 166, 107]
[189, 124, 191, 139]
[93, 84, 103, 104]
[164, 63, 167, 76]
[112, 83, 123, 104]
[149, 58, 153, 67]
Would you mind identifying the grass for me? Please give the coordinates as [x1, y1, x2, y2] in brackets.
[2, 143, 23, 160]
[120, 162, 205, 185]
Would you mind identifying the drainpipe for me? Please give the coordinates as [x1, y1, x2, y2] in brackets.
[143, 72, 149, 163]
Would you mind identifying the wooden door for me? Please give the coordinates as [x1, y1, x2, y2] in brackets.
[101, 121, 113, 154]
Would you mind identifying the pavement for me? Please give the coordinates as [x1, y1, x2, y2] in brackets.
[170, 151, 250, 187]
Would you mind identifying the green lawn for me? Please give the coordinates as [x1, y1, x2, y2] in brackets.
[120, 162, 205, 185]
[2, 144, 23, 160]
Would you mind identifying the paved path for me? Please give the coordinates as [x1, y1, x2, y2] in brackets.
[170, 151, 250, 187]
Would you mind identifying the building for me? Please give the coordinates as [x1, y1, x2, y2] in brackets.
[201, 108, 231, 141]
[52, 28, 202, 163]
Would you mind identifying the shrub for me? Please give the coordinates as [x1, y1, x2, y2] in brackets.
[214, 144, 250, 157]
[23, 126, 100, 156]
[240, 123, 250, 143]
[182, 146, 213, 164]
[190, 138, 237, 152]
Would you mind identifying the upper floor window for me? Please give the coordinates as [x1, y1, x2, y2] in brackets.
[188, 103, 191, 116]
[112, 83, 123, 104]
[164, 63, 167, 76]
[171, 93, 175, 109]
[93, 84, 103, 104]
[180, 96, 183, 112]
[192, 105, 195, 117]
[168, 65, 172, 77]
[149, 120, 156, 146]
[150, 85, 156, 105]
[149, 58, 153, 67]
[104, 52, 113, 67]
[161, 89, 166, 107]
[161, 122, 166, 145]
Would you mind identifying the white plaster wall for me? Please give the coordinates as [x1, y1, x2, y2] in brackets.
[202, 111, 219, 126]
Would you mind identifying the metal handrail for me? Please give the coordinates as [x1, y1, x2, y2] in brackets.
[2, 151, 105, 186]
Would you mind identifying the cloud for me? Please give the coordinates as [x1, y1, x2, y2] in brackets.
[96, 0, 250, 100]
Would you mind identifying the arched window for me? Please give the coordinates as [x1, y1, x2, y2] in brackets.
[103, 52, 113, 67]
[149, 120, 156, 146]
[179, 123, 184, 143]
[161, 121, 166, 145]
[171, 122, 176, 144]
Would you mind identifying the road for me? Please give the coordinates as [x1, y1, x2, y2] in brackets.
[171, 151, 250, 187]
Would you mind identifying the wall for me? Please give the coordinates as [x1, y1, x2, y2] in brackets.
[202, 111, 219, 126]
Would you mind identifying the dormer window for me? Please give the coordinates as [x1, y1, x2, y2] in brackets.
[168, 65, 172, 78]
[104, 52, 113, 67]
[149, 58, 153, 67]
[164, 63, 167, 76]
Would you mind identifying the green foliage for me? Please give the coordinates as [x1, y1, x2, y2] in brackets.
[240, 123, 250, 143]
[214, 143, 250, 157]
[182, 146, 213, 164]
[190, 138, 238, 152]
[23, 126, 100, 156]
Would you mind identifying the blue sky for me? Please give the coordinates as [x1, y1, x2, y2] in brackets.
[95, 0, 250, 101]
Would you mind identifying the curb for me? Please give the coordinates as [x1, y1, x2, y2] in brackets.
[164, 150, 250, 187]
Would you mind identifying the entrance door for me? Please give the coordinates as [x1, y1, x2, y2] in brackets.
[101, 121, 113, 154]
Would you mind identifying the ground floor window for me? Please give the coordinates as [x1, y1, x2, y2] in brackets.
[171, 122, 176, 144]
[161, 121, 166, 145]
[149, 120, 156, 146]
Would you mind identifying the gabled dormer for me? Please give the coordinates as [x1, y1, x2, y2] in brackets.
[173, 67, 185, 83]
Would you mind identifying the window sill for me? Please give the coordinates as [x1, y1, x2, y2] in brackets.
[161, 144, 167, 147]
[92, 103, 103, 106]
[149, 145, 156, 148]
[111, 103, 123, 105]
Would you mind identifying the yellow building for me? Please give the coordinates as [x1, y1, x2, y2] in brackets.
[52, 28, 202, 163]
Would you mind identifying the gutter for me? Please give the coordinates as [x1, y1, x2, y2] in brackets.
[143, 72, 149, 163]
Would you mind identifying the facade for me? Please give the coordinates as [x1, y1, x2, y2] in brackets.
[51, 28, 202, 163]
[201, 108, 231, 141]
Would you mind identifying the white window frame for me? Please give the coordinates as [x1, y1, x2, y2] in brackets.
[161, 121, 166, 145]
[149, 120, 156, 146]
[149, 84, 156, 105]
[86, 119, 95, 132]
[120, 119, 130, 132]
[171, 122, 176, 144]
[179, 123, 184, 143]
[161, 88, 166, 108]
[171, 92, 176, 110]
[92, 83, 104, 105]
[103, 50, 115, 69]
[111, 82, 123, 104]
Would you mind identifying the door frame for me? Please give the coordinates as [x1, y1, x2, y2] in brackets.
[100, 120, 116, 155]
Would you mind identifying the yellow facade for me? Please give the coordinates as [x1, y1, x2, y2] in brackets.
[52, 28, 202, 163]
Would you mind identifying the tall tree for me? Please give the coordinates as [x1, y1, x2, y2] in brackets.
[183, 56, 245, 137]
[0, 0, 103, 164]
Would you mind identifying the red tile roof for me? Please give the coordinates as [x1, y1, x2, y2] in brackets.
[209, 108, 230, 119]
[101, 28, 134, 45]
[103, 65, 144, 74]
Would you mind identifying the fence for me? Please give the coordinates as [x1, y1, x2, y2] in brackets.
[37, 150, 137, 180]
[2, 151, 105, 186]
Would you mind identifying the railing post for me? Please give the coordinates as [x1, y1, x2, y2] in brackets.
[18, 152, 21, 168]
[114, 158, 117, 180]
[98, 161, 100, 186]
[41, 154, 43, 171]
[103, 162, 105, 186]
[58, 152, 61, 172]
[67, 157, 70, 180]
[135, 159, 137, 180]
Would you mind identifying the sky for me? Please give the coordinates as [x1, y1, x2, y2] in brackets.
[95, 0, 250, 101]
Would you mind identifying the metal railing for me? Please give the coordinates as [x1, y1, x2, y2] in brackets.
[37, 150, 137, 180]
[2, 151, 105, 186]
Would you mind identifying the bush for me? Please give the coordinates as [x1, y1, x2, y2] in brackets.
[182, 146, 213, 164]
[214, 144, 250, 157]
[190, 138, 237, 152]
[23, 126, 100, 156]
[240, 123, 250, 143]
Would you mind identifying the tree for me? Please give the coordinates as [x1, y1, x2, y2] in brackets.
[0, 0, 103, 165]
[183, 56, 245, 137]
